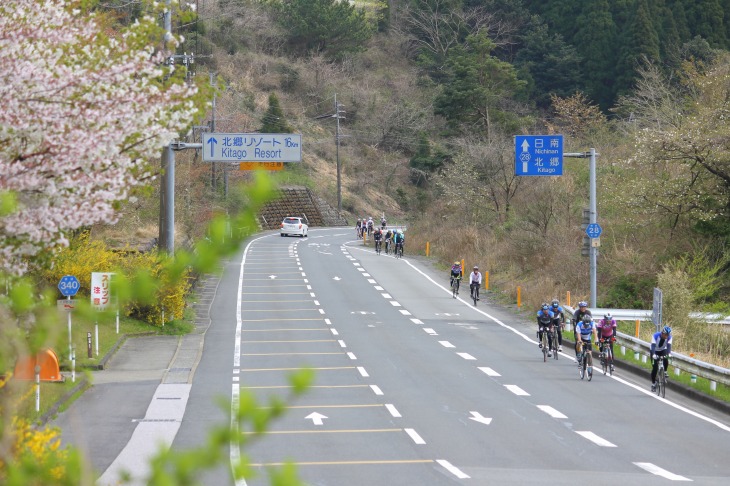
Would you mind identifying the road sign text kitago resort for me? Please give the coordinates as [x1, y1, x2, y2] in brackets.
[202, 133, 302, 162]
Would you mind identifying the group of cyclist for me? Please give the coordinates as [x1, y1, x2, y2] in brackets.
[449, 261, 482, 301]
[359, 217, 404, 256]
[546, 299, 672, 389]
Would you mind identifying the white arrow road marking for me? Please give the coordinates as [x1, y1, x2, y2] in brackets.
[305, 412, 327, 425]
[633, 463, 691, 481]
[268, 275, 277, 279]
[468, 411, 492, 425]
[333, 276, 341, 281]
[576, 431, 616, 447]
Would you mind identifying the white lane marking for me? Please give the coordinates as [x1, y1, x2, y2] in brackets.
[374, 286, 384, 291]
[310, 292, 316, 297]
[468, 411, 492, 425]
[233, 369, 240, 374]
[338, 340, 346, 348]
[357, 367, 369, 377]
[313, 300, 320, 305]
[353, 263, 361, 266]
[301, 272, 306, 277]
[389, 301, 401, 307]
[357, 268, 365, 272]
[307, 285, 312, 290]
[381, 293, 392, 299]
[233, 376, 239, 382]
[370, 385, 383, 395]
[368, 279, 377, 284]
[439, 341, 455, 348]
[436, 460, 470, 479]
[411, 318, 424, 324]
[457, 352, 476, 360]
[363, 273, 371, 277]
[576, 431, 617, 447]
[385, 404, 401, 418]
[478, 367, 501, 377]
[319, 309, 325, 314]
[423, 328, 437, 335]
[303, 279, 308, 283]
[298, 267, 303, 271]
[404, 428, 426, 445]
[537, 405, 567, 419]
[504, 385, 530, 396]
[347, 352, 357, 360]
[399, 310, 411, 315]
[324, 319, 331, 325]
[330, 329, 339, 336]
[633, 463, 692, 481]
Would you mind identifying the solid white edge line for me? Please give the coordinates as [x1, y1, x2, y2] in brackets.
[404, 428, 426, 445]
[537, 405, 568, 419]
[633, 462, 692, 481]
[385, 404, 401, 418]
[436, 460, 471, 479]
[575, 430, 617, 447]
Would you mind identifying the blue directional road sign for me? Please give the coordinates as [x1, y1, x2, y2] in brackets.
[58, 275, 80, 297]
[586, 223, 602, 239]
[202, 133, 302, 162]
[515, 135, 563, 176]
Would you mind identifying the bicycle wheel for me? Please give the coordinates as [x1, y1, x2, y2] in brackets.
[542, 332, 548, 362]
[587, 351, 593, 381]
[472, 286, 477, 306]
[607, 347, 614, 376]
[552, 330, 559, 360]
[659, 365, 667, 398]
[579, 352, 585, 380]
[600, 348, 607, 375]
[452, 279, 459, 298]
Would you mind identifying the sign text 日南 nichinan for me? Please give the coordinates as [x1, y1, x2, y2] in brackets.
[202, 133, 302, 162]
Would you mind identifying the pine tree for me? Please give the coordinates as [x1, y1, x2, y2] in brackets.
[260, 93, 293, 134]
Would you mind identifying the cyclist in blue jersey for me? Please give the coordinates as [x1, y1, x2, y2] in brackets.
[536, 303, 555, 357]
[550, 298, 565, 352]
[650, 326, 672, 392]
[575, 314, 597, 367]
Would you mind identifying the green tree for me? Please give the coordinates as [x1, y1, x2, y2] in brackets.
[271, 0, 375, 58]
[261, 93, 293, 133]
[434, 32, 526, 138]
[614, 0, 661, 96]
[409, 133, 448, 186]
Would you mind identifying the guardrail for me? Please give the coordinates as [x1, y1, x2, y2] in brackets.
[565, 306, 730, 388]
[583, 307, 730, 325]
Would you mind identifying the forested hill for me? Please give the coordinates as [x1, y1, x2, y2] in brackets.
[520, 0, 730, 109]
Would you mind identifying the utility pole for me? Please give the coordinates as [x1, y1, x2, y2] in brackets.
[210, 72, 216, 190]
[315, 95, 346, 216]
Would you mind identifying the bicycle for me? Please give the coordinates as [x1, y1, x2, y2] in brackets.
[470, 282, 479, 306]
[451, 276, 460, 298]
[384, 239, 391, 255]
[656, 358, 667, 398]
[395, 242, 403, 259]
[599, 338, 615, 376]
[375, 239, 381, 255]
[550, 325, 559, 360]
[578, 341, 593, 381]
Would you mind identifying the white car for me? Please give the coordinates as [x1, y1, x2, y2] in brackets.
[280, 217, 308, 237]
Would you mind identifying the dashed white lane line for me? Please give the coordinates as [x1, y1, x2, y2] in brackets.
[576, 431, 616, 447]
[370, 385, 383, 395]
[504, 385, 530, 396]
[324, 319, 331, 325]
[338, 340, 346, 348]
[319, 309, 325, 314]
[410, 318, 424, 324]
[399, 310, 411, 315]
[633, 463, 691, 481]
[381, 293, 392, 299]
[330, 329, 339, 336]
[301, 272, 306, 277]
[404, 428, 426, 445]
[313, 300, 320, 305]
[423, 328, 437, 336]
[374, 286, 384, 291]
[456, 352, 476, 360]
[353, 263, 361, 266]
[385, 404, 401, 418]
[537, 405, 567, 419]
[357, 367, 369, 377]
[347, 352, 357, 360]
[439, 341, 455, 348]
[436, 460, 470, 479]
[368, 279, 377, 284]
[478, 367, 501, 377]
[357, 268, 365, 272]
[307, 285, 312, 290]
[389, 301, 401, 307]
[310, 292, 315, 297]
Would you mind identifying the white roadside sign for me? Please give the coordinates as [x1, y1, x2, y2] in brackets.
[202, 133, 302, 162]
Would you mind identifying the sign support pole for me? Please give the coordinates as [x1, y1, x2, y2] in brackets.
[589, 148, 597, 307]
[67, 295, 72, 359]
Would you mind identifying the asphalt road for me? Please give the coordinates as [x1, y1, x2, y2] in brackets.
[56, 227, 730, 485]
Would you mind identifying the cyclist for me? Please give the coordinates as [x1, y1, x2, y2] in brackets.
[367, 217, 374, 236]
[575, 314, 598, 367]
[450, 261, 463, 289]
[469, 266, 482, 301]
[597, 313, 617, 372]
[393, 229, 405, 255]
[373, 226, 383, 253]
[550, 298, 565, 352]
[650, 326, 672, 392]
[356, 219, 362, 238]
[384, 228, 393, 253]
[536, 303, 555, 357]
[381, 215, 387, 229]
[572, 301, 592, 361]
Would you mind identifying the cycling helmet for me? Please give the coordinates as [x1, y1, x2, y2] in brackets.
[551, 299, 559, 307]
[541, 303, 549, 310]
[454, 261, 460, 266]
[473, 266, 478, 270]
[582, 314, 593, 323]
[662, 325, 672, 335]
[578, 301, 588, 307]
[604, 313, 612, 320]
